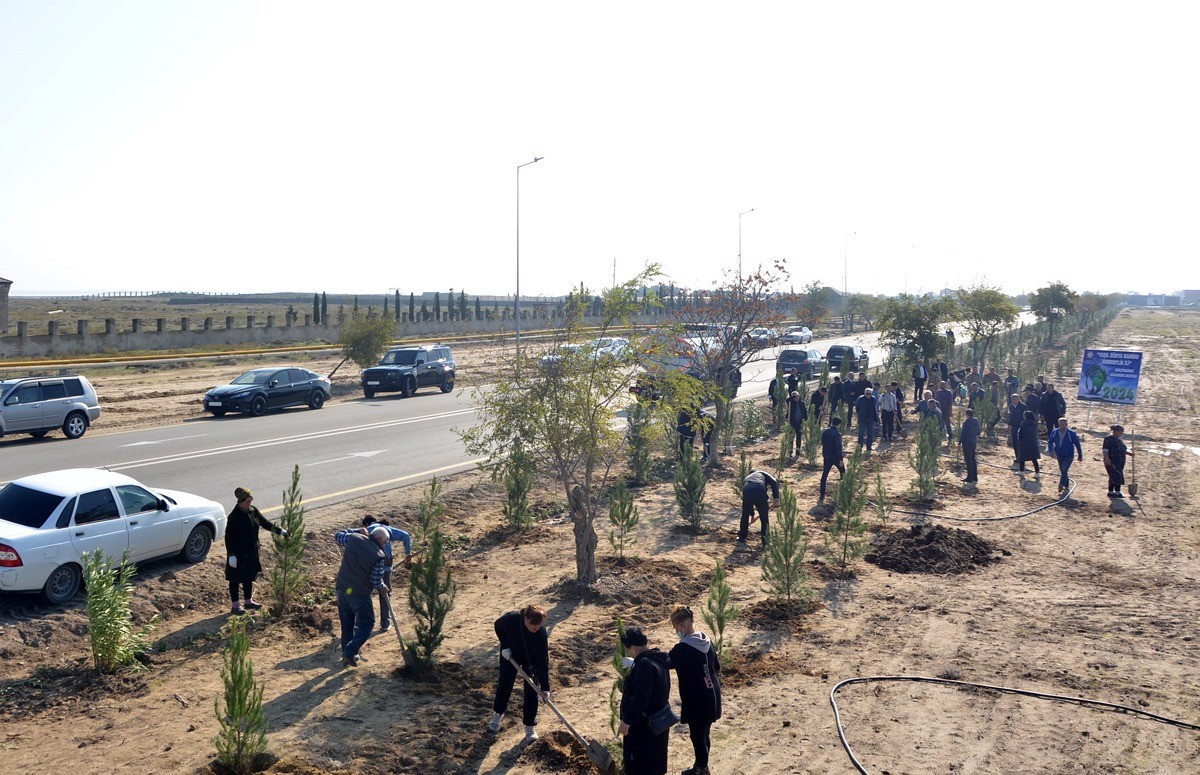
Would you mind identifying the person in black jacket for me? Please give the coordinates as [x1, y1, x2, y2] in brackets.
[669, 606, 721, 775]
[809, 386, 826, 422]
[488, 605, 551, 740]
[1039, 383, 1067, 434]
[787, 390, 807, 454]
[1016, 410, 1042, 477]
[819, 417, 846, 503]
[619, 627, 671, 775]
[224, 487, 287, 615]
[738, 469, 780, 546]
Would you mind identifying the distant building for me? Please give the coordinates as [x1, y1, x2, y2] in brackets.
[1126, 293, 1180, 307]
[1181, 290, 1200, 305]
[0, 276, 9, 333]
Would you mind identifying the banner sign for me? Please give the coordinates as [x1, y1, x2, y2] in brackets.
[1078, 349, 1142, 405]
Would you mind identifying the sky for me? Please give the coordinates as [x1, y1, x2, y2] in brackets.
[1, 1, 1197, 299]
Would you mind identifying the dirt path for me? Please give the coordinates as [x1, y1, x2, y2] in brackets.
[2, 308, 1198, 774]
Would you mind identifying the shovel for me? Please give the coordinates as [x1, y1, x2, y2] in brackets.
[1128, 431, 1139, 498]
[503, 653, 614, 773]
[382, 592, 416, 672]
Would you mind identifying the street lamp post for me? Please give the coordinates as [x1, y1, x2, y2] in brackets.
[515, 156, 544, 359]
[738, 208, 755, 279]
[843, 231, 856, 334]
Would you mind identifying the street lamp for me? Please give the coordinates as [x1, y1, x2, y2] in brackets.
[516, 156, 544, 358]
[738, 208, 755, 279]
[843, 231, 857, 334]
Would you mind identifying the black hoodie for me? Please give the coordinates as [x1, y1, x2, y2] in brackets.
[669, 632, 722, 724]
[620, 648, 671, 729]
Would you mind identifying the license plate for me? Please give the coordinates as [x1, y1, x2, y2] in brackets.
[366, 381, 380, 386]
[208, 401, 222, 407]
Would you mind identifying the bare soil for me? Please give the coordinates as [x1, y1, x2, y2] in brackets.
[2, 308, 1199, 774]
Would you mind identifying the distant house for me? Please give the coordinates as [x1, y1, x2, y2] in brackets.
[1181, 290, 1200, 305]
[0, 276, 9, 334]
[1126, 293, 1180, 307]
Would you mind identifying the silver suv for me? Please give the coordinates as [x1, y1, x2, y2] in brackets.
[0, 375, 101, 439]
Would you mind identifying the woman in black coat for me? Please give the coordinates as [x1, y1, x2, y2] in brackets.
[619, 627, 672, 775]
[1016, 411, 1042, 476]
[224, 487, 286, 614]
[669, 607, 721, 775]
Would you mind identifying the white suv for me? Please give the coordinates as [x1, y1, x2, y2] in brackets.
[0, 375, 101, 440]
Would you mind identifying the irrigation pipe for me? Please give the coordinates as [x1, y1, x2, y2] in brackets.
[829, 675, 1200, 775]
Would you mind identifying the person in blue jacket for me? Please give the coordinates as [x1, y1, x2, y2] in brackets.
[1047, 417, 1083, 495]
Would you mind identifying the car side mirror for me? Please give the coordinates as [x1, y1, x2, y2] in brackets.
[269, 380, 278, 388]
[158, 498, 170, 512]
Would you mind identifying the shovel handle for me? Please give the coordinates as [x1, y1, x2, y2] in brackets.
[503, 654, 592, 749]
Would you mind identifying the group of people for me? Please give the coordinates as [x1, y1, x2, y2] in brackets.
[487, 604, 722, 775]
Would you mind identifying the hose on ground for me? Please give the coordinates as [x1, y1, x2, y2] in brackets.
[830, 675, 1200, 775]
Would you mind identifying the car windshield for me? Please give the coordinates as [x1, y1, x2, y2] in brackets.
[380, 350, 419, 366]
[0, 483, 66, 529]
[230, 370, 276, 385]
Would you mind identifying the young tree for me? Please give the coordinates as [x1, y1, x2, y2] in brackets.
[408, 292, 415, 322]
[796, 281, 832, 324]
[353, 295, 359, 315]
[433, 291, 441, 320]
[1029, 282, 1079, 345]
[626, 399, 656, 486]
[83, 549, 156, 673]
[395, 290, 402, 321]
[872, 468, 893, 527]
[269, 465, 308, 618]
[495, 443, 535, 527]
[760, 482, 811, 608]
[732, 448, 751, 498]
[607, 480, 639, 561]
[608, 616, 631, 753]
[460, 268, 661, 584]
[420, 300, 429, 321]
[957, 284, 1019, 372]
[475, 296, 482, 320]
[383, 296, 388, 316]
[878, 293, 960, 373]
[909, 415, 943, 501]
[407, 528, 455, 673]
[415, 476, 447, 544]
[321, 292, 328, 326]
[214, 618, 268, 774]
[827, 451, 869, 571]
[312, 293, 320, 324]
[702, 561, 737, 666]
[459, 290, 468, 320]
[674, 447, 708, 531]
[328, 314, 395, 379]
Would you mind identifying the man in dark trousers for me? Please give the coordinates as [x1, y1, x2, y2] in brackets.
[819, 417, 846, 504]
[855, 386, 880, 451]
[489, 605, 551, 740]
[768, 371, 785, 412]
[1004, 369, 1021, 399]
[788, 390, 808, 455]
[738, 468, 780, 546]
[934, 381, 956, 441]
[809, 385, 827, 422]
[843, 372, 858, 429]
[935, 357, 949, 383]
[1102, 424, 1132, 498]
[1047, 417, 1083, 495]
[912, 361, 928, 403]
[786, 367, 802, 394]
[224, 486, 287, 615]
[828, 376, 844, 415]
[959, 408, 981, 484]
[619, 627, 672, 775]
[1040, 383, 1067, 435]
[669, 606, 722, 775]
[333, 525, 390, 667]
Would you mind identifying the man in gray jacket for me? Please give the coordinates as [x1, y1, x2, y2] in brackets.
[334, 526, 391, 667]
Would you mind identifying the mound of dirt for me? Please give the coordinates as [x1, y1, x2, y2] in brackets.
[0, 661, 149, 720]
[520, 730, 598, 774]
[546, 557, 707, 623]
[865, 524, 1001, 575]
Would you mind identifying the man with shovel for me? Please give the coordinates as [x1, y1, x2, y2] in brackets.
[333, 526, 391, 668]
[488, 605, 551, 741]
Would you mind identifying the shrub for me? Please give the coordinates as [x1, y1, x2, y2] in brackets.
[760, 482, 811, 607]
[771, 377, 788, 431]
[827, 451, 870, 571]
[214, 618, 268, 774]
[674, 447, 708, 531]
[83, 549, 156, 673]
[270, 465, 308, 617]
[407, 529, 456, 673]
[741, 400, 767, 444]
[607, 480, 640, 561]
[496, 443, 535, 526]
[702, 562, 738, 666]
[626, 400, 656, 486]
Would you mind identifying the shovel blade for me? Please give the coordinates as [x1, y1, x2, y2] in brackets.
[586, 739, 614, 772]
[1128, 482, 1139, 497]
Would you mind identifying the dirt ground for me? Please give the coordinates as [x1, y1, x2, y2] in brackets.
[1, 308, 1198, 774]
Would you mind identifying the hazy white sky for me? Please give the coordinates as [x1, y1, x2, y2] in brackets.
[2, 1, 1196, 298]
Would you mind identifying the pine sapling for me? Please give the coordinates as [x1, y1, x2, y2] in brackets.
[415, 476, 447, 543]
[732, 448, 751, 498]
[872, 468, 894, 527]
[777, 424, 794, 475]
[674, 447, 708, 531]
[760, 482, 811, 609]
[608, 616, 631, 755]
[702, 561, 738, 666]
[607, 480, 640, 562]
[214, 617, 268, 774]
[802, 409, 822, 466]
[270, 465, 308, 617]
[83, 549, 157, 673]
[909, 415, 943, 501]
[827, 450, 870, 571]
[741, 400, 767, 443]
[626, 400, 655, 486]
[771, 376, 788, 431]
[407, 529, 456, 673]
[496, 443, 535, 526]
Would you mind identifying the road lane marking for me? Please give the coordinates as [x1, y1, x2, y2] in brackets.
[309, 450, 388, 466]
[120, 433, 208, 447]
[260, 458, 487, 513]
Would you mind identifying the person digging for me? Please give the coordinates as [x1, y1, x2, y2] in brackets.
[737, 468, 780, 548]
[488, 605, 551, 741]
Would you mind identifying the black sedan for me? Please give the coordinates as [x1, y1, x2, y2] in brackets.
[203, 367, 331, 417]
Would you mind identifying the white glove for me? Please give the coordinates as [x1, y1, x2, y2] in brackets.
[227, 556, 237, 569]
[621, 656, 635, 670]
[501, 648, 512, 660]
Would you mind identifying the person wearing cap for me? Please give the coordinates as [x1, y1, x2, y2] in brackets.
[1102, 424, 1133, 498]
[1047, 417, 1084, 495]
[488, 605, 551, 740]
[361, 515, 413, 632]
[333, 525, 391, 667]
[618, 626, 672, 775]
[224, 487, 287, 615]
[669, 606, 721, 775]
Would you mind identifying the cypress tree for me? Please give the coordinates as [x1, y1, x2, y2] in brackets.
[474, 297, 481, 319]
[395, 290, 401, 321]
[434, 292, 441, 320]
[312, 293, 320, 324]
[321, 292, 328, 325]
[383, 296, 389, 315]
[408, 292, 415, 322]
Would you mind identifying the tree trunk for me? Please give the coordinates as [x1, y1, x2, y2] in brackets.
[569, 484, 598, 584]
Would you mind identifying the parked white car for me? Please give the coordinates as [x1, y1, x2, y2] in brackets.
[0, 469, 227, 604]
[779, 326, 813, 345]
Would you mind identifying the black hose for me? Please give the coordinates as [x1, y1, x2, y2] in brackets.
[829, 675, 1200, 774]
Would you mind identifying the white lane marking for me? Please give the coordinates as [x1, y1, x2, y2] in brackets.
[120, 433, 208, 447]
[260, 458, 488, 514]
[309, 450, 388, 466]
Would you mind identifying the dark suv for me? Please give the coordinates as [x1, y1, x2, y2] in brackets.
[361, 345, 455, 398]
[825, 344, 869, 373]
[775, 348, 827, 380]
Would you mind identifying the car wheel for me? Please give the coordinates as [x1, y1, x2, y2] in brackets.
[363, 388, 376, 399]
[179, 525, 213, 563]
[400, 376, 415, 398]
[308, 390, 326, 410]
[62, 412, 88, 439]
[41, 563, 81, 605]
[440, 374, 455, 394]
[29, 430, 49, 438]
[209, 408, 228, 417]
[250, 395, 268, 416]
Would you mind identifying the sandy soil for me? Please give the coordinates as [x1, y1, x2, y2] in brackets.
[1, 308, 1198, 774]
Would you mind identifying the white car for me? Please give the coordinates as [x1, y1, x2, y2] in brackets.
[0, 469, 227, 604]
[779, 326, 813, 345]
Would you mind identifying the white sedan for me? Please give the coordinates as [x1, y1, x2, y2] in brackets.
[0, 469, 227, 604]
